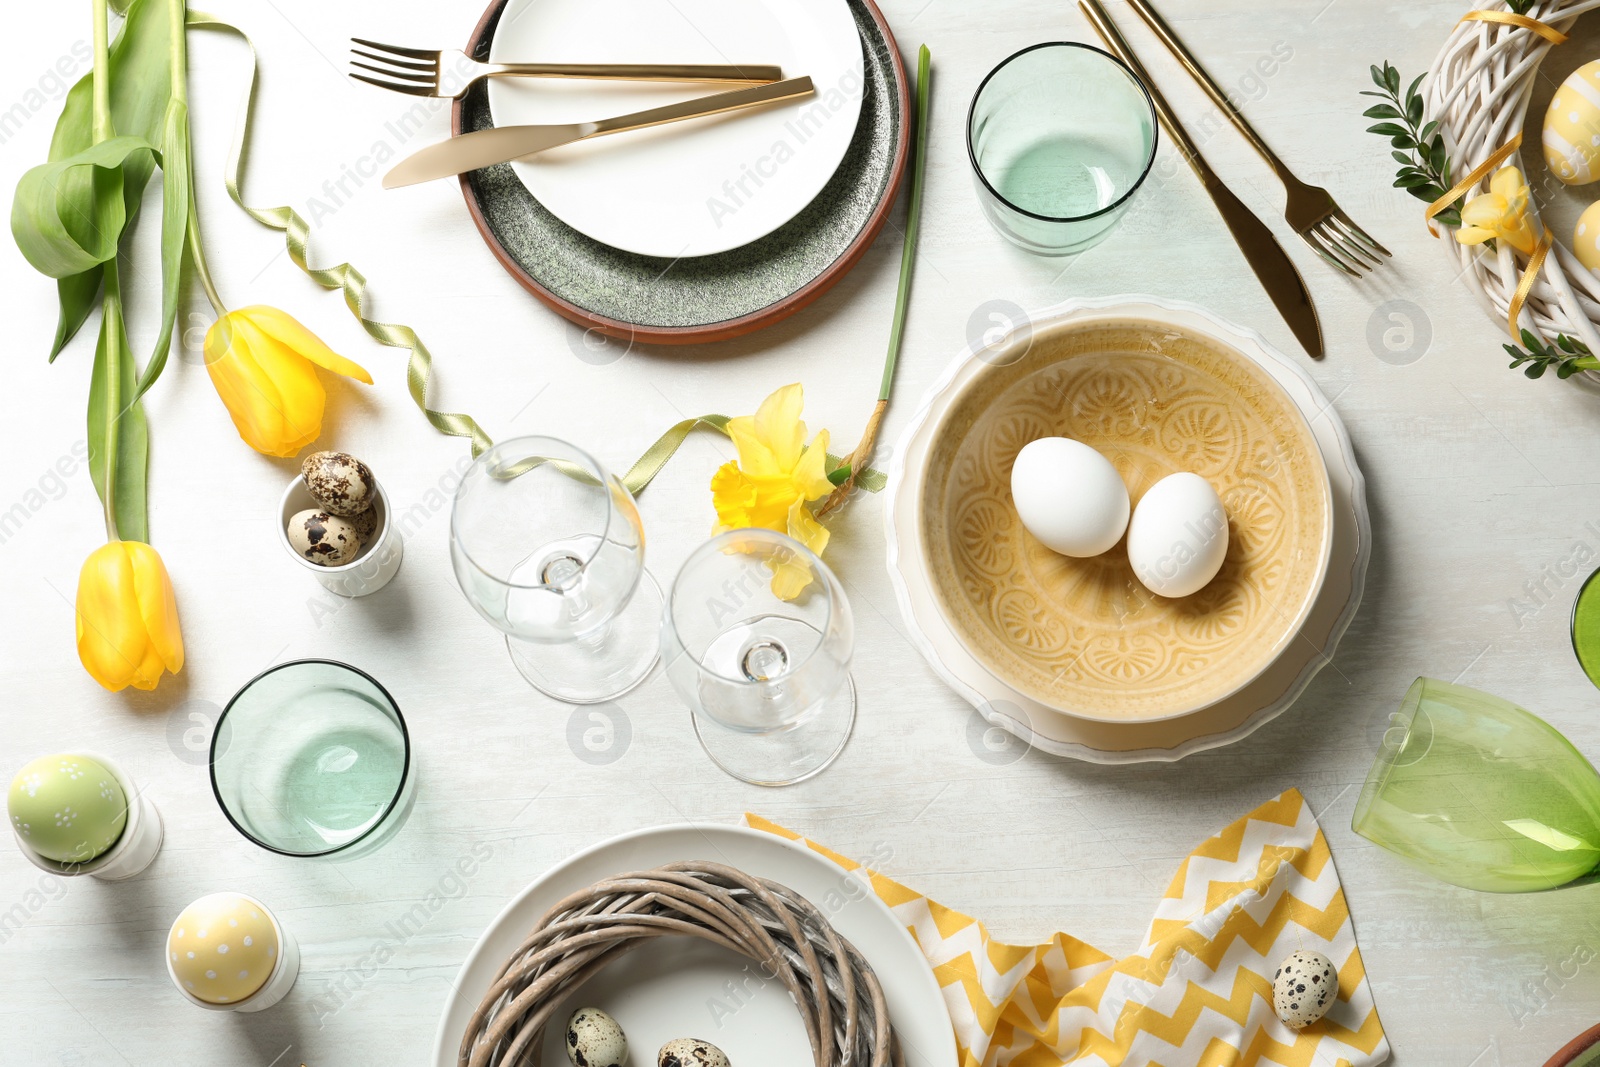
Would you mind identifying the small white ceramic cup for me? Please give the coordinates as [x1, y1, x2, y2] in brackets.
[278, 475, 404, 597]
[10, 751, 162, 882]
[166, 896, 301, 1013]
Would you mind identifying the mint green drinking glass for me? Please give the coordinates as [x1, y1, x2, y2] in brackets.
[1353, 677, 1600, 893]
[211, 660, 413, 858]
[966, 42, 1158, 255]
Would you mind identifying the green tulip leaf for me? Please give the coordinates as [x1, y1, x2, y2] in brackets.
[11, 136, 157, 279]
[137, 96, 189, 400]
[87, 267, 148, 545]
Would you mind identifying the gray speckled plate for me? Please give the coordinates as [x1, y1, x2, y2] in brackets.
[452, 0, 909, 344]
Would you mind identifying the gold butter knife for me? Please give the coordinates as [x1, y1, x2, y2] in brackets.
[383, 76, 815, 189]
[1078, 0, 1324, 360]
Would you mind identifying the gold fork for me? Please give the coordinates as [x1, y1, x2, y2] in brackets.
[350, 38, 781, 100]
[1122, 0, 1392, 277]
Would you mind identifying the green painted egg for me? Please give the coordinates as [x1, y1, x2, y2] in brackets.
[8, 754, 128, 864]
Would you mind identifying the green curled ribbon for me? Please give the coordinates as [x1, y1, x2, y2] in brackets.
[191, 10, 884, 496]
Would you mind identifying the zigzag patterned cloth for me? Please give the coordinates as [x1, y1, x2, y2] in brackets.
[746, 789, 1389, 1067]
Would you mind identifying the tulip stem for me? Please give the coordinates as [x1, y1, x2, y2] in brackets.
[187, 206, 226, 316]
[93, 0, 121, 542]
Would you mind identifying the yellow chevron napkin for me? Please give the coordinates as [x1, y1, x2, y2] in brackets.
[746, 789, 1388, 1067]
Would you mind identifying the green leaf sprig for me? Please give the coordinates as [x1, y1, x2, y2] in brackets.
[1505, 330, 1600, 379]
[1361, 61, 1461, 229]
[1506, 0, 1537, 13]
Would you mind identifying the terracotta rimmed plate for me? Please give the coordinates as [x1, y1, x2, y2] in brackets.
[430, 825, 957, 1067]
[887, 296, 1370, 762]
[452, 0, 908, 344]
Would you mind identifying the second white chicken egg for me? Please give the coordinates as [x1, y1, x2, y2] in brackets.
[1010, 438, 1130, 558]
[1126, 473, 1229, 597]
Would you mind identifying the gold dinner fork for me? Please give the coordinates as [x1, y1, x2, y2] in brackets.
[1122, 0, 1392, 277]
[349, 39, 782, 100]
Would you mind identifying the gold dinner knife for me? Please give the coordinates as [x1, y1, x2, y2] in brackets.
[1078, 0, 1324, 360]
[383, 76, 815, 189]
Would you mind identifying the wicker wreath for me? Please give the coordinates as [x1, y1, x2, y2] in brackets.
[1426, 0, 1600, 351]
[459, 863, 903, 1067]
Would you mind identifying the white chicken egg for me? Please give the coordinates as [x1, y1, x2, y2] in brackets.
[1126, 472, 1229, 597]
[1009, 438, 1130, 558]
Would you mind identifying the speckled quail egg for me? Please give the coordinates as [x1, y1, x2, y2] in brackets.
[287, 509, 362, 567]
[659, 1038, 731, 1067]
[348, 503, 380, 545]
[1272, 949, 1337, 1029]
[565, 1007, 627, 1067]
[301, 451, 376, 517]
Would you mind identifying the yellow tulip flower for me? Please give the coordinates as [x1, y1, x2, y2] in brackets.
[75, 541, 184, 692]
[711, 384, 835, 598]
[1457, 166, 1539, 256]
[204, 306, 372, 457]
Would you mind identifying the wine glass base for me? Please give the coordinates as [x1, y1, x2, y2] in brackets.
[506, 570, 663, 705]
[691, 674, 857, 787]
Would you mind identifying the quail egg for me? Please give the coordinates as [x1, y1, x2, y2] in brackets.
[301, 450, 376, 517]
[1272, 949, 1337, 1029]
[659, 1038, 731, 1067]
[566, 1007, 627, 1067]
[286, 509, 362, 567]
[349, 503, 380, 545]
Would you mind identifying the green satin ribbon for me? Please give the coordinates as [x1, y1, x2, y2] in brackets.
[190, 11, 883, 496]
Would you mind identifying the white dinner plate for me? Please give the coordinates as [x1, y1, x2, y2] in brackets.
[487, 0, 865, 258]
[886, 295, 1371, 763]
[431, 824, 957, 1067]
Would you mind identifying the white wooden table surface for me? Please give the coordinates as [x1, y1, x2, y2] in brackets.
[3, 0, 1599, 1063]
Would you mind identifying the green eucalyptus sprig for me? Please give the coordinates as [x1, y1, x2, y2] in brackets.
[1361, 61, 1462, 229]
[1505, 330, 1600, 379]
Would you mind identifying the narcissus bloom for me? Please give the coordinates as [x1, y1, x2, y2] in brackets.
[75, 541, 183, 692]
[204, 306, 372, 457]
[710, 384, 834, 598]
[1457, 166, 1539, 255]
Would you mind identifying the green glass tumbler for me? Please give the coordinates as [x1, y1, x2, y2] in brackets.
[1353, 677, 1600, 892]
[966, 42, 1158, 255]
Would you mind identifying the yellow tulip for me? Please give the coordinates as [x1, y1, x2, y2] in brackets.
[75, 541, 184, 692]
[1457, 166, 1539, 256]
[710, 384, 834, 597]
[204, 306, 372, 457]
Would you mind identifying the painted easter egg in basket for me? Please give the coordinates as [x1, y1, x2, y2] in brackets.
[1544, 60, 1600, 186]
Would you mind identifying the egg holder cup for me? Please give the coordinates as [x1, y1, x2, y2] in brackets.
[11, 751, 162, 882]
[166, 894, 301, 1013]
[278, 476, 404, 598]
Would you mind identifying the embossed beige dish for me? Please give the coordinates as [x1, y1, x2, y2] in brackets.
[916, 308, 1333, 722]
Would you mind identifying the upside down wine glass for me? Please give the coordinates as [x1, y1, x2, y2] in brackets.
[661, 530, 856, 787]
[1352, 677, 1600, 893]
[449, 436, 661, 704]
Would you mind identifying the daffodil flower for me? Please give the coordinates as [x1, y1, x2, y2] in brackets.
[203, 306, 373, 457]
[1457, 166, 1539, 255]
[710, 384, 835, 598]
[75, 541, 184, 692]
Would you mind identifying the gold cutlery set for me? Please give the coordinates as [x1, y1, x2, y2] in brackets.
[351, 39, 804, 188]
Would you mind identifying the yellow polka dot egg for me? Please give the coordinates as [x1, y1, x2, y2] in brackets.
[1545, 60, 1600, 185]
[167, 893, 280, 1005]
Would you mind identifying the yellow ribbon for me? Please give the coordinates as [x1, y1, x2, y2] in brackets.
[185, 12, 884, 496]
[1507, 227, 1554, 340]
[1459, 9, 1570, 44]
[1426, 132, 1522, 235]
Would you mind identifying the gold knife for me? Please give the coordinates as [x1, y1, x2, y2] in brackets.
[384, 76, 815, 189]
[1078, 0, 1323, 360]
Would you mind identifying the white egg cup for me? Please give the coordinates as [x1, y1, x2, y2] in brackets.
[166, 895, 301, 1013]
[278, 475, 404, 598]
[10, 751, 163, 882]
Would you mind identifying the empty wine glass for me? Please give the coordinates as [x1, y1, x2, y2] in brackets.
[661, 530, 855, 786]
[450, 436, 660, 704]
[1353, 677, 1600, 893]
